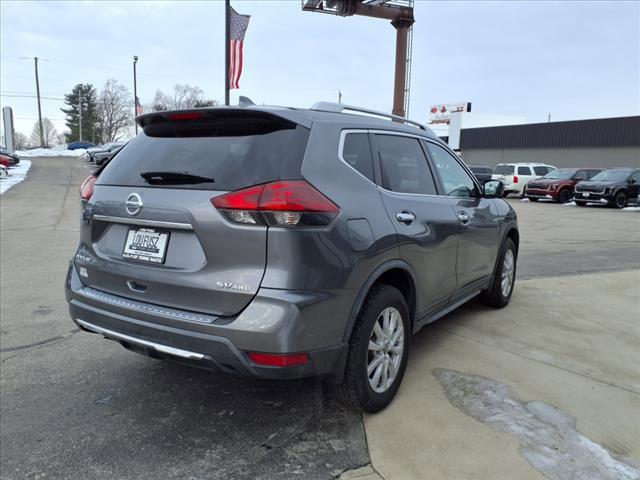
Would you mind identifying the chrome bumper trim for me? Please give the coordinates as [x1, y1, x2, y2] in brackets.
[76, 286, 217, 324]
[92, 214, 193, 231]
[76, 318, 205, 360]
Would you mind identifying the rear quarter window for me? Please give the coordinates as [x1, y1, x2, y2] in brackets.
[97, 117, 309, 191]
[533, 166, 550, 175]
[341, 133, 374, 182]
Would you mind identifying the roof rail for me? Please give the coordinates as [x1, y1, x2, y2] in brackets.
[310, 101, 427, 130]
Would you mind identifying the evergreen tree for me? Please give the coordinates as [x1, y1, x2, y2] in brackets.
[61, 84, 98, 143]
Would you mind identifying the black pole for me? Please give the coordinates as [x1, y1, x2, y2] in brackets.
[225, 0, 230, 106]
[34, 57, 45, 147]
[133, 56, 138, 134]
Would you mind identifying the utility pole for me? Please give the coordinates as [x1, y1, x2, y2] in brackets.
[34, 57, 45, 147]
[20, 56, 47, 147]
[78, 94, 83, 142]
[224, 0, 230, 106]
[133, 56, 139, 134]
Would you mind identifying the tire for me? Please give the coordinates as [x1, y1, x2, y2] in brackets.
[557, 189, 572, 203]
[335, 284, 410, 413]
[480, 238, 517, 308]
[575, 201, 587, 207]
[613, 191, 627, 209]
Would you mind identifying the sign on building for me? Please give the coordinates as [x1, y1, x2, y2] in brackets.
[429, 102, 471, 124]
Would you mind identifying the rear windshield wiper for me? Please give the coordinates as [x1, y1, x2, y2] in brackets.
[140, 171, 215, 185]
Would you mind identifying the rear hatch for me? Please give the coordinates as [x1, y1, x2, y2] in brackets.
[492, 164, 515, 185]
[79, 109, 310, 317]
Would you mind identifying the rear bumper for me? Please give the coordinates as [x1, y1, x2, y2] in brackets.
[66, 264, 349, 382]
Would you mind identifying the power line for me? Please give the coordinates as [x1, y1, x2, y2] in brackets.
[1, 93, 64, 101]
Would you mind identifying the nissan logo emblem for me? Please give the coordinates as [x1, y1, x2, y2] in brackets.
[125, 193, 143, 216]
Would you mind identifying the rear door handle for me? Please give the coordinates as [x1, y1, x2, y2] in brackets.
[396, 211, 416, 224]
[457, 211, 470, 225]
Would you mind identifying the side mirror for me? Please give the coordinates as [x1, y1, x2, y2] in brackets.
[574, 177, 584, 182]
[483, 180, 504, 198]
[630, 179, 637, 185]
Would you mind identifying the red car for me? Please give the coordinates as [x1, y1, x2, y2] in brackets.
[524, 168, 602, 203]
[0, 154, 14, 168]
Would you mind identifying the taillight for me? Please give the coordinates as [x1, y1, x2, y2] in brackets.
[513, 175, 519, 184]
[248, 351, 309, 367]
[167, 111, 203, 121]
[212, 180, 338, 227]
[80, 175, 97, 201]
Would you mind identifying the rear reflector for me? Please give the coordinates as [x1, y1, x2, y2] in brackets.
[80, 175, 97, 200]
[211, 180, 338, 227]
[248, 352, 309, 367]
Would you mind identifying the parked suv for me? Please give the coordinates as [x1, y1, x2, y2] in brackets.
[523, 168, 601, 203]
[66, 103, 519, 412]
[467, 165, 493, 185]
[574, 168, 640, 208]
[492, 163, 556, 197]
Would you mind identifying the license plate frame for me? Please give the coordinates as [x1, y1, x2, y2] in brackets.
[122, 227, 170, 264]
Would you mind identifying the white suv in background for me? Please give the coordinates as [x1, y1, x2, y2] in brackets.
[492, 163, 556, 197]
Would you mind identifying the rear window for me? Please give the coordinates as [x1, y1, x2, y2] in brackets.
[97, 116, 309, 191]
[494, 164, 514, 175]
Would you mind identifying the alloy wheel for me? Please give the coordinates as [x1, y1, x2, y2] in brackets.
[367, 307, 404, 394]
[501, 249, 515, 298]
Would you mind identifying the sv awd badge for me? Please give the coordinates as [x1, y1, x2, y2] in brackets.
[216, 281, 251, 291]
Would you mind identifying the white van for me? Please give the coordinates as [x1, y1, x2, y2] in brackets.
[492, 163, 557, 196]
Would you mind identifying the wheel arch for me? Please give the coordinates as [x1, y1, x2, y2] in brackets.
[342, 260, 418, 344]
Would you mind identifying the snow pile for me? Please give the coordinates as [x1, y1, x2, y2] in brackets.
[563, 201, 577, 207]
[0, 160, 32, 195]
[520, 198, 530, 202]
[16, 148, 86, 158]
[622, 206, 640, 212]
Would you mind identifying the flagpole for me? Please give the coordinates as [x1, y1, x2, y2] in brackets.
[225, 0, 230, 106]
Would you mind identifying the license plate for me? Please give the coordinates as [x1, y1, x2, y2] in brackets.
[583, 192, 590, 198]
[122, 228, 170, 264]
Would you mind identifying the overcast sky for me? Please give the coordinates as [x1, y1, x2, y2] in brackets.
[1, 0, 638, 139]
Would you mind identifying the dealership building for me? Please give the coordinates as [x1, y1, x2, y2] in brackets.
[456, 115, 640, 169]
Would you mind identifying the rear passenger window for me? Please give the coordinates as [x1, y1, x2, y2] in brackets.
[518, 166, 532, 175]
[533, 166, 548, 176]
[375, 135, 437, 195]
[342, 133, 374, 182]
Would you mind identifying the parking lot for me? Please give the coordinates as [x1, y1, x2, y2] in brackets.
[1, 156, 639, 479]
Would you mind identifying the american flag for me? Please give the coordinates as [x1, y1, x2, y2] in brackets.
[229, 6, 250, 90]
[135, 96, 144, 116]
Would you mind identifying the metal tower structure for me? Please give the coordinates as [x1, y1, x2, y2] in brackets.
[302, 0, 415, 118]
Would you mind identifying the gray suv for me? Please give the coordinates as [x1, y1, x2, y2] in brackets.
[66, 102, 518, 412]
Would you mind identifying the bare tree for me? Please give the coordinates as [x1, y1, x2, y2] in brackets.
[152, 84, 219, 111]
[29, 118, 58, 148]
[97, 79, 132, 142]
[14, 132, 29, 150]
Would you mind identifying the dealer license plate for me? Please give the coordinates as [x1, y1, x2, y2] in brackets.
[122, 228, 170, 264]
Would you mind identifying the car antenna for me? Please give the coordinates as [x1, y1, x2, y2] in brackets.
[238, 96, 255, 107]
